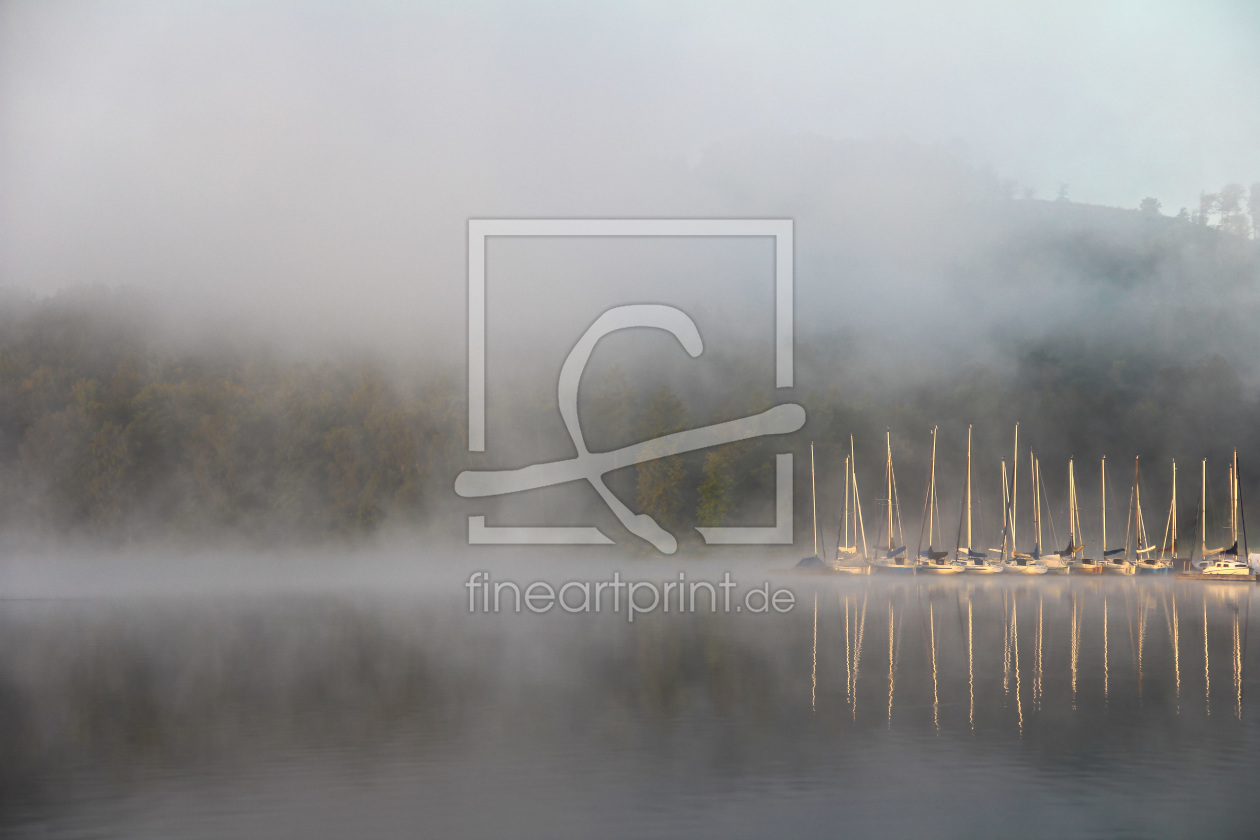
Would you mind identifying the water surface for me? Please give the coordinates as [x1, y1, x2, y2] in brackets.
[3, 563, 1256, 838]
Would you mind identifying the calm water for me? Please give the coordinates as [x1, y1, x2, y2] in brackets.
[3, 564, 1258, 839]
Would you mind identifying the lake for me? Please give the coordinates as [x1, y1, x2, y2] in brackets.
[2, 556, 1257, 838]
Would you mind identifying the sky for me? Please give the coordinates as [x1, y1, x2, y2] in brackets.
[1, 0, 1257, 354]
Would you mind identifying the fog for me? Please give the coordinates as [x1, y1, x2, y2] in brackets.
[3, 0, 1258, 351]
[1, 2, 1259, 553]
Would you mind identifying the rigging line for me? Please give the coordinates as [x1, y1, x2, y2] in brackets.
[1039, 468, 1061, 549]
[893, 466, 906, 549]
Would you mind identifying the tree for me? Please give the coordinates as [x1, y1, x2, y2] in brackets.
[634, 387, 691, 532]
[1219, 183, 1249, 236]
[696, 450, 734, 526]
[1139, 197, 1162, 216]
[1055, 183, 1069, 202]
[1198, 191, 1219, 226]
[1249, 182, 1260, 239]
[585, 366, 633, 453]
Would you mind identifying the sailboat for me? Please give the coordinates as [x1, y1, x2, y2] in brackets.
[1159, 461, 1183, 569]
[1003, 424, 1047, 574]
[916, 426, 964, 574]
[1100, 455, 1135, 574]
[1071, 456, 1105, 573]
[795, 441, 829, 570]
[833, 434, 869, 573]
[1032, 455, 1070, 573]
[957, 425, 1001, 573]
[871, 429, 914, 573]
[1127, 456, 1170, 572]
[1199, 451, 1253, 578]
[983, 457, 1014, 571]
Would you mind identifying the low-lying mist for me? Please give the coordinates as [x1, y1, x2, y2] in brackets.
[1, 141, 1257, 556]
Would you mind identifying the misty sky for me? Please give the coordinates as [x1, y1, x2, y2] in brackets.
[1, 0, 1258, 354]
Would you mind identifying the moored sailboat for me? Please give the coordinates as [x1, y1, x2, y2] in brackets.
[1063, 456, 1099, 572]
[1003, 424, 1048, 574]
[916, 426, 964, 574]
[1158, 460, 1185, 570]
[1100, 455, 1135, 574]
[871, 430, 914, 573]
[957, 425, 1001, 573]
[833, 434, 869, 573]
[1128, 456, 1171, 573]
[794, 441, 829, 570]
[1199, 451, 1253, 579]
[1032, 455, 1070, 573]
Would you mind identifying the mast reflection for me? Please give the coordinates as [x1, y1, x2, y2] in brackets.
[1070, 592, 1080, 710]
[811, 593, 818, 713]
[1104, 596, 1110, 702]
[929, 599, 940, 734]
[887, 600, 896, 727]
[968, 596, 975, 732]
[1204, 595, 1211, 717]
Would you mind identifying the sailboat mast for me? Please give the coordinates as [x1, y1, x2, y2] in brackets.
[1068, 457, 1078, 545]
[1124, 459, 1137, 561]
[1134, 456, 1145, 551]
[852, 435, 867, 558]
[1032, 453, 1042, 554]
[1000, 458, 1010, 561]
[966, 425, 973, 550]
[1167, 460, 1178, 560]
[1230, 456, 1238, 546]
[1237, 451, 1249, 562]
[1011, 423, 1019, 554]
[843, 454, 851, 552]
[1101, 456, 1108, 556]
[1201, 459, 1208, 558]
[886, 430, 894, 553]
[810, 441, 819, 558]
[918, 427, 938, 558]
[929, 427, 938, 550]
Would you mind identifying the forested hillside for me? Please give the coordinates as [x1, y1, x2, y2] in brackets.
[1, 181, 1259, 548]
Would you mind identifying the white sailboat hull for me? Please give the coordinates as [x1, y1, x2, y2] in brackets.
[915, 562, 966, 575]
[1004, 562, 1049, 575]
[1039, 554, 1071, 573]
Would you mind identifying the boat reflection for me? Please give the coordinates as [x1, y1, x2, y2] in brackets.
[799, 577, 1252, 733]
